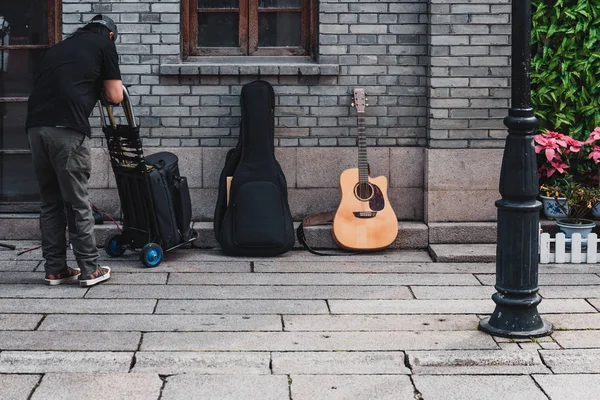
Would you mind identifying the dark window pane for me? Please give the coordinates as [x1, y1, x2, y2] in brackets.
[198, 0, 238, 8]
[0, 103, 37, 201]
[0, 102, 28, 149]
[0, 0, 48, 45]
[258, 12, 301, 47]
[0, 49, 45, 97]
[0, 154, 39, 202]
[259, 0, 301, 8]
[198, 13, 239, 47]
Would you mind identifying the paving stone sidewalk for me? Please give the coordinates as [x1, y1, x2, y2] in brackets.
[1, 242, 599, 399]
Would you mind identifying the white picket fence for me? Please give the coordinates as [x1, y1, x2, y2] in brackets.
[539, 232, 599, 263]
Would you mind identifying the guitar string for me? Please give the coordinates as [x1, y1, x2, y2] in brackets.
[358, 113, 368, 213]
[358, 114, 368, 203]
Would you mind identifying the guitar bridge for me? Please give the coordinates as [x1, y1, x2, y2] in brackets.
[353, 211, 377, 218]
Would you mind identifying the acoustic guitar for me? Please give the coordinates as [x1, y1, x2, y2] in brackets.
[332, 88, 399, 251]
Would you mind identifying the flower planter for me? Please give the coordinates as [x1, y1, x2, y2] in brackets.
[540, 195, 569, 220]
[556, 218, 596, 248]
[593, 202, 600, 219]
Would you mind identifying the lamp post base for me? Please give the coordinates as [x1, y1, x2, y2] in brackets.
[479, 317, 553, 339]
[478, 293, 553, 338]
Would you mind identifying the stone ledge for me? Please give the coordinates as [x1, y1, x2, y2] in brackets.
[160, 59, 340, 76]
[0, 218, 428, 250]
[429, 222, 497, 244]
[0, 214, 40, 241]
[195, 221, 428, 250]
[429, 220, 569, 244]
[429, 244, 496, 263]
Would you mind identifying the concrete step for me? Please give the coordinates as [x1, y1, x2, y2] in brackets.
[428, 222, 496, 244]
[0, 214, 40, 241]
[0, 215, 429, 250]
[429, 244, 496, 263]
[428, 220, 570, 262]
[428, 220, 568, 245]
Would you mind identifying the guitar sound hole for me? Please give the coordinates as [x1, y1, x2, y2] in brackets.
[354, 183, 374, 201]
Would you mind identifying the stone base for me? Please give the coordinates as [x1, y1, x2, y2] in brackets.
[88, 146, 426, 221]
[0, 214, 40, 240]
[428, 244, 496, 263]
[429, 222, 497, 244]
[0, 216, 428, 250]
[479, 315, 554, 339]
[0, 214, 569, 255]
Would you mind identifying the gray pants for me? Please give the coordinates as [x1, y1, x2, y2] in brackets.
[27, 126, 99, 276]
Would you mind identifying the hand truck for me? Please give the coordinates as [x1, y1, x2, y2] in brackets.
[99, 88, 197, 267]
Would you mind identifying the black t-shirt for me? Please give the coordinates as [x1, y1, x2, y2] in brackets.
[26, 30, 121, 136]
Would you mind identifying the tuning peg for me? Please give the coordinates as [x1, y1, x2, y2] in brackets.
[366, 98, 369, 101]
[366, 103, 369, 106]
[351, 103, 355, 107]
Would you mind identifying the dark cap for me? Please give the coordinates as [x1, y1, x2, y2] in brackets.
[90, 15, 118, 41]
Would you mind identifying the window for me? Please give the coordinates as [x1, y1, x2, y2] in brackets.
[0, 0, 61, 208]
[183, 0, 317, 57]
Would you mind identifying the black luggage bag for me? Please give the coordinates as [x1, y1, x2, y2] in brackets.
[100, 88, 196, 267]
[145, 151, 194, 249]
[214, 80, 295, 256]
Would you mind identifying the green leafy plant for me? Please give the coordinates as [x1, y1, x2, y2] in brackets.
[531, 0, 600, 140]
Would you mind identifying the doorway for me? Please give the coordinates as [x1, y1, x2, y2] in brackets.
[0, 0, 61, 211]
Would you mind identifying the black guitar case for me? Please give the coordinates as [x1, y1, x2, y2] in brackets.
[214, 80, 295, 256]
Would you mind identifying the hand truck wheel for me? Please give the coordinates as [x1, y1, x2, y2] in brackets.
[104, 233, 126, 257]
[140, 243, 163, 268]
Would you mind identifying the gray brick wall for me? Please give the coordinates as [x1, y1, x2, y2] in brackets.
[62, 0, 429, 148]
[62, 0, 511, 149]
[428, 0, 511, 149]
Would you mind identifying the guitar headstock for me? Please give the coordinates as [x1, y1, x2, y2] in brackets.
[352, 88, 367, 114]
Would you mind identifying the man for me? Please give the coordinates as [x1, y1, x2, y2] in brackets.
[26, 15, 123, 287]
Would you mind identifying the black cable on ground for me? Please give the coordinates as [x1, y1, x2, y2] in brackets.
[91, 204, 122, 232]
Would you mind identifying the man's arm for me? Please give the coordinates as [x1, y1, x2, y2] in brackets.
[103, 80, 123, 104]
[101, 40, 123, 104]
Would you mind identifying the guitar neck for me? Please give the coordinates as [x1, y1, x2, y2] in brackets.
[357, 113, 368, 184]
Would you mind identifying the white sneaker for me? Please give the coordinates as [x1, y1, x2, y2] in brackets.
[79, 266, 111, 287]
[44, 267, 81, 286]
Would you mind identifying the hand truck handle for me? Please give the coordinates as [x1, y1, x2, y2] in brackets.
[98, 86, 137, 129]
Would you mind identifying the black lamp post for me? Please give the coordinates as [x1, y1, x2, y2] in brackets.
[478, 0, 553, 338]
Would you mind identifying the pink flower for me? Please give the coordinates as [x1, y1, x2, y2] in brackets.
[545, 148, 557, 162]
[532, 129, 600, 180]
[585, 128, 600, 144]
[563, 136, 584, 153]
[589, 145, 600, 164]
[545, 131, 564, 139]
[548, 160, 568, 175]
[534, 134, 565, 155]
